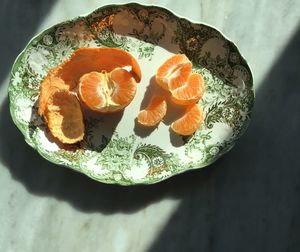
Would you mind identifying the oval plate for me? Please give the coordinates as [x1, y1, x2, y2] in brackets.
[8, 3, 254, 185]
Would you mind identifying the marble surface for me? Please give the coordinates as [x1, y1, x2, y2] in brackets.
[0, 0, 300, 251]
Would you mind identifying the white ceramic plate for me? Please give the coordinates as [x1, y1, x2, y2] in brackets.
[9, 3, 254, 185]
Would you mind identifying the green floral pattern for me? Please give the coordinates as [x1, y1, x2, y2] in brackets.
[8, 3, 254, 185]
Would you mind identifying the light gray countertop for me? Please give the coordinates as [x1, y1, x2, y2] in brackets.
[0, 0, 300, 251]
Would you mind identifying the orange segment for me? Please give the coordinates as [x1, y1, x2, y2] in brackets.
[171, 73, 205, 105]
[171, 103, 204, 135]
[78, 71, 107, 110]
[57, 47, 141, 89]
[45, 91, 84, 144]
[137, 95, 167, 126]
[110, 68, 137, 108]
[156, 54, 192, 91]
[78, 69, 137, 113]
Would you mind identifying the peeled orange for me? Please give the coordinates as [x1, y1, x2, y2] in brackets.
[39, 47, 141, 115]
[38, 47, 142, 144]
[78, 68, 137, 113]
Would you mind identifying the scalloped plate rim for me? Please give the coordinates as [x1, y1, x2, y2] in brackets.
[8, 3, 254, 186]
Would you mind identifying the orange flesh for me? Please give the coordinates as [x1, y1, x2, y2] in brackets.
[110, 68, 137, 107]
[171, 73, 205, 105]
[78, 68, 137, 113]
[153, 54, 206, 135]
[78, 71, 106, 109]
[137, 96, 167, 126]
[171, 103, 204, 136]
[156, 54, 192, 91]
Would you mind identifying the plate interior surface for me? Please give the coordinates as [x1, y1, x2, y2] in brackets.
[9, 3, 254, 185]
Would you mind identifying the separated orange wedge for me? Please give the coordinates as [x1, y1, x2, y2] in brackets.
[156, 54, 192, 91]
[78, 68, 137, 113]
[137, 95, 167, 127]
[171, 103, 204, 136]
[45, 91, 84, 144]
[171, 73, 205, 105]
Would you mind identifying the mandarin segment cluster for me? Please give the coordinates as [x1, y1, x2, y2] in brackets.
[137, 54, 205, 136]
[38, 48, 205, 144]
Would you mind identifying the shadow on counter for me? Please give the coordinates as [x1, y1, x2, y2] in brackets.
[0, 0, 57, 86]
[148, 27, 300, 252]
[0, 94, 215, 214]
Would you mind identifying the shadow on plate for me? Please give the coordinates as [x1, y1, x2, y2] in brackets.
[28, 99, 124, 152]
